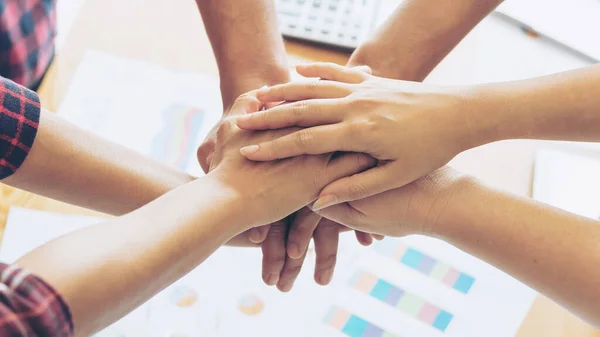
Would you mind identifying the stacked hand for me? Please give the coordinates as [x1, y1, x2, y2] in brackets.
[197, 91, 381, 292]
[235, 62, 473, 237]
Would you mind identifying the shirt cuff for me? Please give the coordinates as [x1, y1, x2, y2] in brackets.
[0, 263, 74, 336]
[0, 77, 41, 179]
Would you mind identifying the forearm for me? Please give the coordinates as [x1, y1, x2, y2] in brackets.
[3, 110, 194, 216]
[17, 176, 247, 336]
[348, 0, 503, 80]
[435, 177, 600, 327]
[195, 0, 290, 108]
[460, 64, 600, 148]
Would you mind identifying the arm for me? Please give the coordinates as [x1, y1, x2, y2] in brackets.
[0, 78, 258, 246]
[437, 175, 600, 328]
[348, 0, 504, 80]
[16, 94, 374, 336]
[194, 0, 290, 109]
[194, 1, 379, 291]
[312, 166, 600, 328]
[3, 110, 194, 215]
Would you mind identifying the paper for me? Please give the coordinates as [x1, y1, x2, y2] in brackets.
[496, 0, 600, 61]
[57, 50, 224, 177]
[533, 149, 600, 219]
[0, 206, 537, 337]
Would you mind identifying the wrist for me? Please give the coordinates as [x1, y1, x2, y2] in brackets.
[220, 63, 290, 110]
[424, 172, 480, 240]
[348, 40, 429, 82]
[445, 84, 522, 151]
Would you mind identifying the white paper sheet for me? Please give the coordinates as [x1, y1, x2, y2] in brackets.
[533, 149, 600, 219]
[0, 207, 536, 337]
[57, 50, 224, 177]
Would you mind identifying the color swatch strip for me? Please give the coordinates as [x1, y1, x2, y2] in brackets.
[350, 271, 454, 332]
[374, 240, 475, 294]
[324, 306, 399, 337]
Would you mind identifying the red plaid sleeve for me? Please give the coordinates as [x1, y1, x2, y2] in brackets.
[0, 263, 73, 336]
[0, 76, 40, 179]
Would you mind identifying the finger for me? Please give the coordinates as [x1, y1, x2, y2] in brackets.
[323, 153, 377, 189]
[313, 218, 341, 285]
[256, 80, 353, 103]
[230, 92, 262, 116]
[313, 165, 394, 211]
[355, 231, 374, 246]
[351, 65, 373, 75]
[277, 250, 307, 292]
[373, 234, 385, 240]
[313, 202, 369, 232]
[248, 224, 271, 244]
[261, 220, 288, 286]
[287, 207, 321, 259]
[197, 137, 216, 174]
[240, 124, 359, 161]
[296, 62, 371, 83]
[236, 99, 344, 131]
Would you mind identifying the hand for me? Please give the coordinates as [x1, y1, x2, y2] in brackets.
[313, 166, 470, 237]
[236, 62, 472, 210]
[207, 92, 375, 227]
[200, 89, 381, 292]
[205, 93, 376, 291]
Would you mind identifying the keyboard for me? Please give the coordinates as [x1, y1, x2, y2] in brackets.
[276, 0, 381, 50]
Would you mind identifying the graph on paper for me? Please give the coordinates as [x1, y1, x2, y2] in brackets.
[349, 271, 453, 332]
[373, 240, 475, 294]
[324, 306, 399, 337]
[151, 104, 204, 171]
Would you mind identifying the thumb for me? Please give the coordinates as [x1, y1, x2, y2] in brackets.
[351, 65, 373, 75]
[321, 153, 376, 190]
[313, 203, 369, 232]
[313, 165, 394, 210]
[229, 92, 262, 116]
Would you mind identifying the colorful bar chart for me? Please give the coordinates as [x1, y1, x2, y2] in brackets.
[350, 272, 454, 332]
[374, 240, 475, 294]
[324, 307, 399, 337]
[151, 104, 204, 171]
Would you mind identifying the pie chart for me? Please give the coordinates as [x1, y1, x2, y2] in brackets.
[237, 294, 264, 316]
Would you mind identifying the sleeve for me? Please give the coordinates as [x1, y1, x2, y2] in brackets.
[0, 77, 41, 180]
[0, 263, 73, 337]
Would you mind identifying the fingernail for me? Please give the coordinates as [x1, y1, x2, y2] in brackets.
[248, 228, 262, 243]
[266, 273, 279, 286]
[319, 270, 333, 285]
[288, 243, 302, 259]
[256, 85, 269, 96]
[240, 145, 259, 156]
[279, 282, 293, 292]
[312, 195, 339, 211]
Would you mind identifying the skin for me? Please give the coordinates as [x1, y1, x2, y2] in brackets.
[17, 94, 375, 337]
[277, 0, 506, 287]
[194, 0, 378, 292]
[232, 49, 600, 331]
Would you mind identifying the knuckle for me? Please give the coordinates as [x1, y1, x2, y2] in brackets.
[347, 182, 369, 200]
[215, 117, 238, 143]
[291, 101, 309, 119]
[306, 80, 323, 93]
[316, 253, 337, 270]
[264, 254, 286, 269]
[283, 264, 303, 277]
[295, 129, 314, 148]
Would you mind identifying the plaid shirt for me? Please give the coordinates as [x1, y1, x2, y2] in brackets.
[0, 0, 56, 88]
[0, 77, 71, 335]
[0, 263, 72, 336]
[0, 76, 40, 179]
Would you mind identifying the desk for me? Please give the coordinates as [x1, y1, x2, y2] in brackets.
[0, 0, 598, 335]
